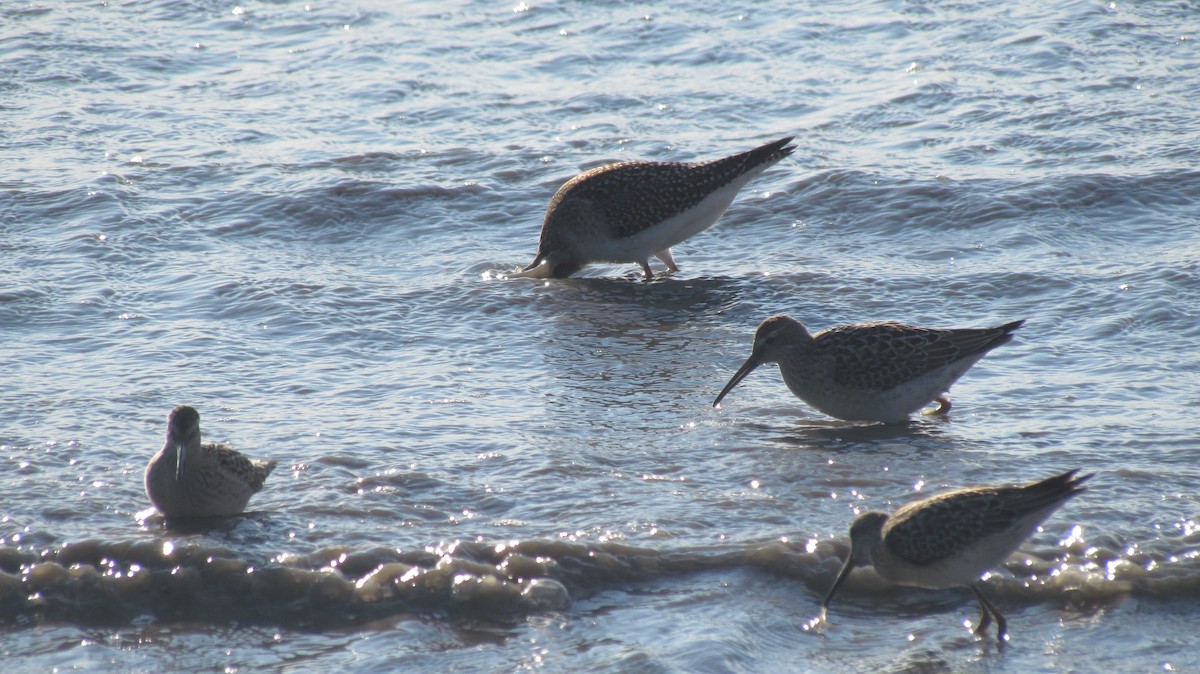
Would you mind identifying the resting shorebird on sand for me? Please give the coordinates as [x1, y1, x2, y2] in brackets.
[144, 405, 276, 518]
[514, 136, 795, 280]
[713, 316, 1025, 423]
[819, 469, 1092, 640]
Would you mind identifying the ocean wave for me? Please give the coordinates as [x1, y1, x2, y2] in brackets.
[2, 532, 1196, 629]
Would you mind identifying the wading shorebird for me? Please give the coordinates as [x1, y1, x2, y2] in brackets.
[515, 136, 795, 280]
[819, 469, 1092, 640]
[713, 316, 1025, 423]
[145, 405, 277, 518]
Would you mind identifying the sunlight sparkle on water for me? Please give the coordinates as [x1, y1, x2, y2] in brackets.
[1061, 524, 1085, 547]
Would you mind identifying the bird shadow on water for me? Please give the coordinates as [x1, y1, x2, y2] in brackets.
[822, 594, 1011, 670]
[563, 273, 743, 312]
[745, 416, 952, 450]
[138, 509, 276, 539]
[496, 267, 747, 318]
[881, 641, 1007, 674]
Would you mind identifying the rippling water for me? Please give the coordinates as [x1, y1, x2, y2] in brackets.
[3, 1, 1199, 671]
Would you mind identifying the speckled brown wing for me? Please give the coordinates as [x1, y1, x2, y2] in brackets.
[814, 321, 1022, 391]
[209, 443, 276, 493]
[881, 487, 1023, 565]
[545, 136, 795, 240]
[882, 470, 1089, 565]
[552, 162, 711, 240]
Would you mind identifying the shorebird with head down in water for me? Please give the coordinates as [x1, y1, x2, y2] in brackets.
[144, 405, 277, 519]
[713, 316, 1025, 423]
[819, 469, 1092, 640]
[515, 136, 795, 280]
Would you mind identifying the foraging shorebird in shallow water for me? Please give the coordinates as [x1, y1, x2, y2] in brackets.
[819, 469, 1091, 640]
[515, 136, 795, 280]
[713, 316, 1024, 423]
[145, 405, 276, 518]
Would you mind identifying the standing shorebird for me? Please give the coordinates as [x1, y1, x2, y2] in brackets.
[144, 405, 277, 518]
[819, 469, 1092, 640]
[515, 136, 795, 280]
[713, 316, 1025, 423]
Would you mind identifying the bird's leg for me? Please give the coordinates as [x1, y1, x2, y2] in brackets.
[638, 260, 655, 280]
[924, 395, 952, 416]
[654, 248, 680, 273]
[971, 584, 1007, 640]
[971, 589, 992, 634]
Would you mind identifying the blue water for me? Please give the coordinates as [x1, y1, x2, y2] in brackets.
[3, 1, 1199, 672]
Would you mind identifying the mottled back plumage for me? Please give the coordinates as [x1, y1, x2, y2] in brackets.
[883, 469, 1092, 565]
[210, 442, 274, 492]
[814, 320, 1024, 391]
[544, 138, 795, 241]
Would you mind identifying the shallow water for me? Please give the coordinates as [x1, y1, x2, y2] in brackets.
[3, 0, 1200, 671]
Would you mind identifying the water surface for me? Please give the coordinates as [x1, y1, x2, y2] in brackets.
[3, 1, 1199, 672]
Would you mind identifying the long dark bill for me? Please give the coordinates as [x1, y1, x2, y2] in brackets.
[713, 352, 763, 407]
[174, 442, 186, 482]
[821, 555, 857, 611]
